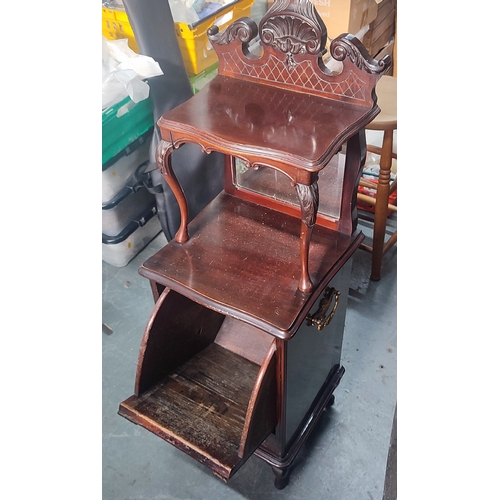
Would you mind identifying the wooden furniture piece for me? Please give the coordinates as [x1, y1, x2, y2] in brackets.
[119, 0, 390, 490]
[358, 75, 397, 280]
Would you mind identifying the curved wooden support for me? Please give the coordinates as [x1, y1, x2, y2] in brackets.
[238, 340, 277, 458]
[339, 130, 366, 234]
[330, 33, 391, 75]
[207, 17, 258, 49]
[155, 139, 189, 243]
[295, 179, 319, 293]
[134, 288, 225, 396]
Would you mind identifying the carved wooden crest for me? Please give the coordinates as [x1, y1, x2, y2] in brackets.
[208, 0, 390, 105]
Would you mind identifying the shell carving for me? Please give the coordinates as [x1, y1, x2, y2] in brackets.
[261, 16, 321, 56]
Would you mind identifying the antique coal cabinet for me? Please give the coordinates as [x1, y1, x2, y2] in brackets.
[118, 0, 389, 489]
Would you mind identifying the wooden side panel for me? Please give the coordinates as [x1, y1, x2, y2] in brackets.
[214, 316, 274, 365]
[149, 280, 165, 303]
[120, 340, 278, 480]
[121, 344, 259, 480]
[339, 130, 366, 234]
[238, 340, 277, 457]
[135, 288, 225, 395]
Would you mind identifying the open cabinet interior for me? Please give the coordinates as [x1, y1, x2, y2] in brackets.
[119, 289, 278, 480]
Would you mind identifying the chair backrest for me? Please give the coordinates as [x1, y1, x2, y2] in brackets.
[208, 0, 390, 107]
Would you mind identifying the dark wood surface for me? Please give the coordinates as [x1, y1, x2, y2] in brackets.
[139, 192, 363, 338]
[214, 315, 275, 365]
[159, 75, 375, 175]
[119, 342, 277, 481]
[134, 288, 225, 395]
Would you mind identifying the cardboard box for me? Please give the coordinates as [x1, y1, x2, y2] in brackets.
[175, 0, 254, 75]
[362, 0, 396, 56]
[309, 0, 379, 39]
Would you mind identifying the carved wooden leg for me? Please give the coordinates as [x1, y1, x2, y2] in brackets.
[149, 280, 166, 303]
[155, 139, 189, 243]
[370, 129, 393, 281]
[272, 465, 290, 490]
[295, 180, 319, 294]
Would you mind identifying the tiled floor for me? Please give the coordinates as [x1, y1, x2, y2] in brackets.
[102, 213, 397, 500]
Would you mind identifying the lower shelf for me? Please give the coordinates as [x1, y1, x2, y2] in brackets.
[119, 291, 278, 481]
[139, 192, 363, 339]
[120, 344, 259, 479]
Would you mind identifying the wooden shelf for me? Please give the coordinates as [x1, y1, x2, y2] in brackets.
[119, 293, 278, 481]
[120, 344, 259, 479]
[140, 192, 362, 339]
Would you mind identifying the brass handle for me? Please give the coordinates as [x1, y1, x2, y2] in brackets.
[306, 286, 341, 331]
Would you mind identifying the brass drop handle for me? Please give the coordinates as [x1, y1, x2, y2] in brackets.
[306, 286, 341, 331]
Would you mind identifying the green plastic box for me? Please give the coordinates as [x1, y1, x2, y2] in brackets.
[189, 62, 219, 94]
[102, 95, 154, 166]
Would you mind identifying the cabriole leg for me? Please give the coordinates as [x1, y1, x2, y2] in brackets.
[156, 140, 189, 243]
[295, 180, 319, 293]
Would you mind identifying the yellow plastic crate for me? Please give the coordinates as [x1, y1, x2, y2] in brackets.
[102, 6, 139, 53]
[175, 0, 254, 76]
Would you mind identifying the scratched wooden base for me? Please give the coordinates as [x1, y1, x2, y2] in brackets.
[119, 341, 276, 481]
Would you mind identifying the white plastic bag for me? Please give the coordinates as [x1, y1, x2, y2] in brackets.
[102, 37, 163, 110]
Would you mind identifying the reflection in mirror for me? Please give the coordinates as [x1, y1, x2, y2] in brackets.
[234, 148, 345, 221]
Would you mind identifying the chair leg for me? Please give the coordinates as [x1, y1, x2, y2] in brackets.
[370, 129, 394, 281]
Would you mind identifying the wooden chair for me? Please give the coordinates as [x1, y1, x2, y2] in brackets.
[358, 75, 397, 281]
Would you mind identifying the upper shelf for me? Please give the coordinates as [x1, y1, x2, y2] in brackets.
[158, 75, 374, 173]
[158, 0, 390, 175]
[139, 192, 363, 339]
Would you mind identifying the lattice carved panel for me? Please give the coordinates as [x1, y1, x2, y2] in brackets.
[208, 0, 389, 104]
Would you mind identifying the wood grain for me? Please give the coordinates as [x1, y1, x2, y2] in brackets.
[120, 343, 274, 480]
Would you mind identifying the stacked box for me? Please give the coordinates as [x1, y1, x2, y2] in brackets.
[102, 5, 139, 53]
[175, 0, 254, 76]
[362, 0, 396, 57]
[102, 99, 160, 267]
[102, 95, 154, 166]
[189, 62, 219, 93]
[102, 204, 162, 267]
[102, 132, 152, 204]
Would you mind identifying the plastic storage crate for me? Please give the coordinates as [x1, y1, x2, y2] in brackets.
[102, 95, 154, 166]
[102, 5, 139, 52]
[175, 0, 254, 76]
[102, 131, 152, 204]
[102, 205, 162, 267]
[102, 183, 157, 237]
[189, 62, 219, 93]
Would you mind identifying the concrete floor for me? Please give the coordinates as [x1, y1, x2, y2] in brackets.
[102, 215, 397, 500]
